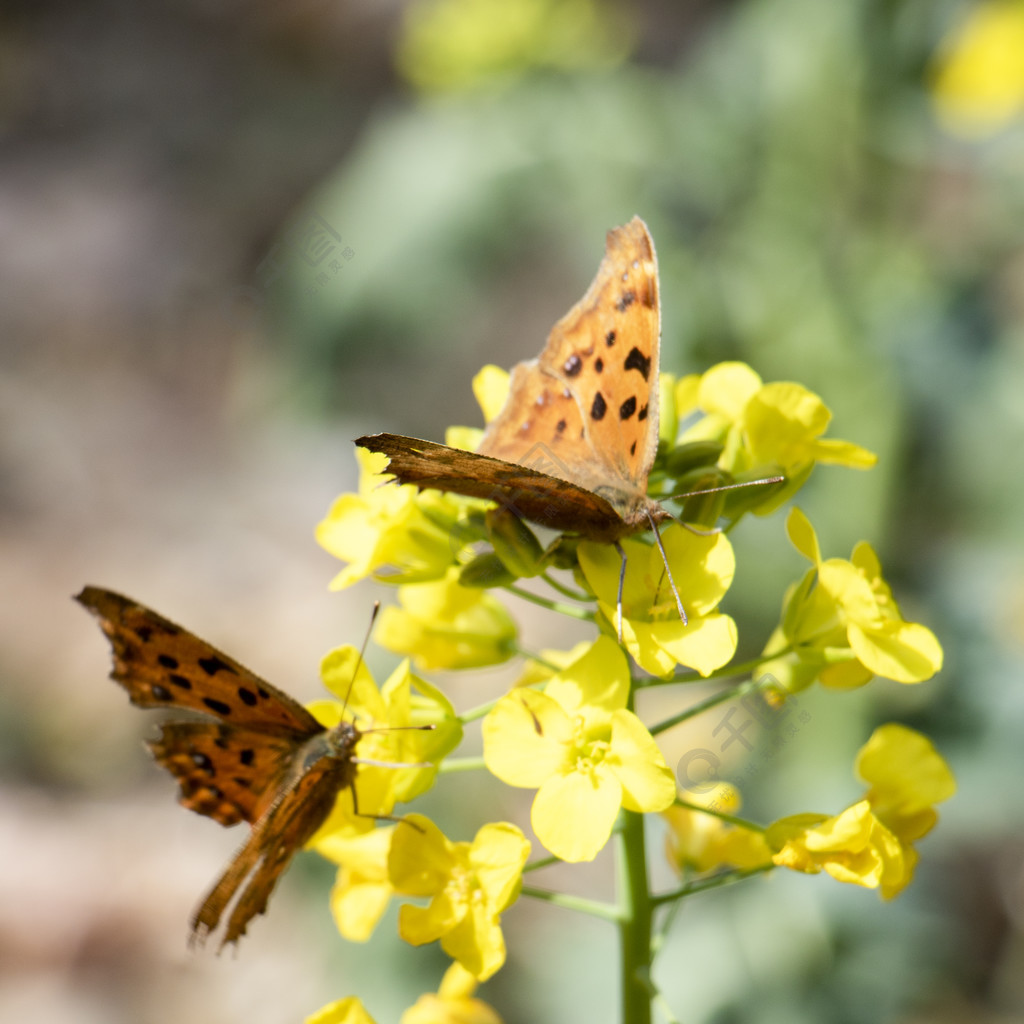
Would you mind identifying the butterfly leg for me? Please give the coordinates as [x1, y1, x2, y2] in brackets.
[646, 510, 688, 627]
[349, 780, 424, 832]
[614, 541, 628, 644]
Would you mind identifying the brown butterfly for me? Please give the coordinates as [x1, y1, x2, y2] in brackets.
[76, 585, 382, 949]
[357, 216, 687, 624]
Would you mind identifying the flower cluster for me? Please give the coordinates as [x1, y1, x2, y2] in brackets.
[302, 359, 953, 1022]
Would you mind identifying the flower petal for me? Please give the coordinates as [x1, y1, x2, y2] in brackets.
[389, 814, 454, 895]
[847, 620, 943, 683]
[532, 767, 621, 862]
[607, 710, 675, 813]
[482, 689, 572, 788]
[469, 823, 530, 912]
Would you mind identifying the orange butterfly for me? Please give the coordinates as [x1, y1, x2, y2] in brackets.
[357, 217, 686, 623]
[76, 586, 395, 949]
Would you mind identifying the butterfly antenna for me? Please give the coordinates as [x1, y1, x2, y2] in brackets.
[646, 509, 688, 628]
[341, 601, 381, 715]
[666, 475, 784, 503]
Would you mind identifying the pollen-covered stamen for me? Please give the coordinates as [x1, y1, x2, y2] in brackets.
[568, 716, 610, 772]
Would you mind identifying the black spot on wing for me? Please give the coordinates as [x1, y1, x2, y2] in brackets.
[158, 654, 179, 669]
[564, 354, 582, 377]
[605, 330, 616, 346]
[591, 392, 607, 421]
[638, 405, 648, 421]
[556, 419, 567, 433]
[151, 684, 171, 701]
[203, 697, 232, 716]
[239, 748, 255, 766]
[168, 673, 192, 691]
[616, 291, 636, 312]
[134, 626, 153, 642]
[595, 358, 604, 373]
[192, 752, 214, 774]
[198, 655, 237, 677]
[619, 396, 637, 420]
[630, 441, 637, 456]
[624, 347, 651, 381]
[237, 687, 258, 707]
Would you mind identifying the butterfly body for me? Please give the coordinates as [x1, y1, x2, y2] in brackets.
[357, 216, 665, 544]
[76, 585, 364, 947]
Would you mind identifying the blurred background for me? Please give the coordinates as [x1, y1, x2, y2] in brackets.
[2, 0, 1023, 1021]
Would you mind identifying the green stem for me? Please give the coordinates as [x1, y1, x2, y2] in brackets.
[519, 886, 621, 922]
[541, 571, 593, 603]
[650, 864, 774, 908]
[436, 755, 486, 774]
[640, 649, 793, 689]
[503, 584, 596, 621]
[649, 678, 760, 736]
[617, 810, 652, 1024]
[673, 798, 765, 832]
[522, 854, 561, 874]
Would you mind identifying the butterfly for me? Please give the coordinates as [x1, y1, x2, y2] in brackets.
[356, 216, 687, 625]
[76, 585, 383, 949]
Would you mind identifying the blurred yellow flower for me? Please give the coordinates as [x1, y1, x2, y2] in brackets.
[663, 784, 772, 875]
[396, 0, 633, 92]
[932, 1, 1024, 137]
[483, 637, 676, 861]
[389, 815, 530, 980]
[375, 569, 518, 670]
[317, 448, 466, 589]
[768, 724, 954, 898]
[675, 362, 876, 512]
[401, 963, 504, 1024]
[307, 996, 377, 1024]
[578, 526, 738, 678]
[317, 826, 394, 942]
[760, 508, 943, 691]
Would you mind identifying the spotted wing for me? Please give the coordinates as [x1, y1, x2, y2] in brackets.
[148, 721, 297, 827]
[478, 216, 661, 493]
[76, 586, 321, 738]
[355, 433, 628, 542]
[191, 755, 357, 948]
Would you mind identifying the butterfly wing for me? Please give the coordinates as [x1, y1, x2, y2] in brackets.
[477, 216, 661, 500]
[76, 587, 321, 738]
[191, 752, 357, 948]
[355, 433, 628, 543]
[148, 721, 297, 826]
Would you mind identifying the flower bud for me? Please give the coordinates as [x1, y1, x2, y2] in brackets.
[486, 507, 546, 578]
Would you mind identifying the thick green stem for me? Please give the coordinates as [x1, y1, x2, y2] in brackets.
[617, 811, 652, 1024]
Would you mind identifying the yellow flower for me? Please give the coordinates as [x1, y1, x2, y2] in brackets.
[663, 785, 772, 875]
[482, 637, 676, 861]
[396, 0, 633, 93]
[675, 362, 876, 512]
[472, 365, 510, 424]
[767, 724, 955, 898]
[388, 815, 530, 980]
[577, 527, 738, 678]
[932, 1, 1024, 138]
[317, 448, 467, 588]
[317, 827, 395, 942]
[307, 996, 377, 1024]
[855, 723, 956, 896]
[761, 508, 943, 691]
[375, 569, 518, 670]
[308, 648, 462, 839]
[401, 963, 504, 1024]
